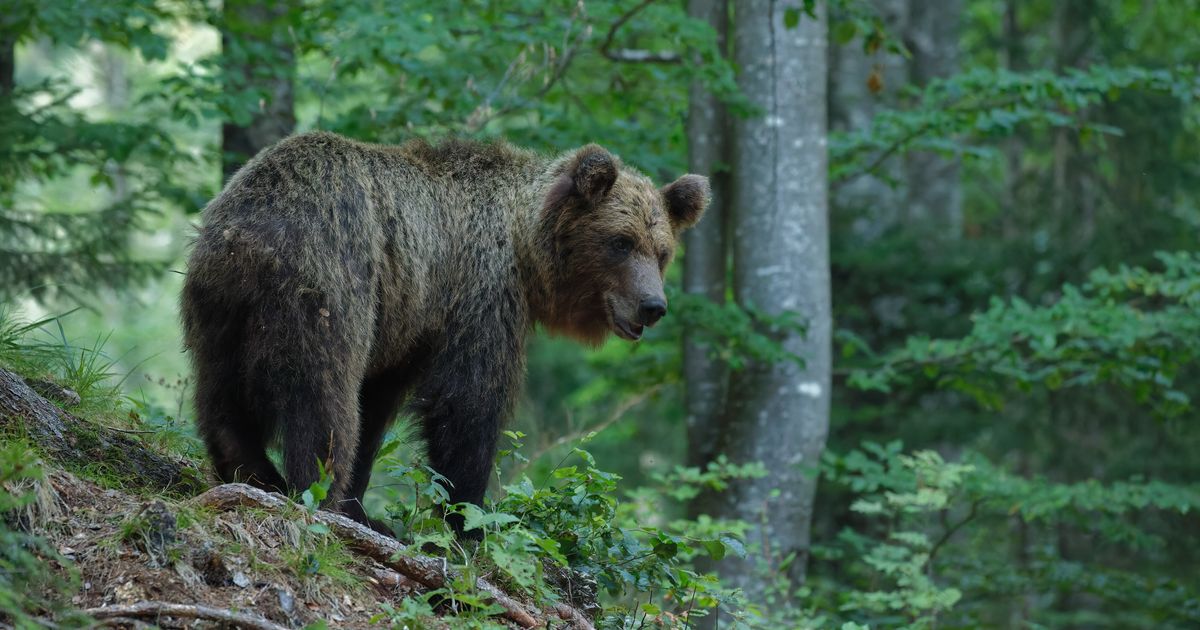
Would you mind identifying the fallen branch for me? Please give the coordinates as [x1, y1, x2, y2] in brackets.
[192, 483, 595, 630]
[603, 48, 681, 63]
[84, 602, 289, 630]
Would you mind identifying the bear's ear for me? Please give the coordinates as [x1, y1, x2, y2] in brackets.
[558, 144, 618, 207]
[661, 174, 710, 231]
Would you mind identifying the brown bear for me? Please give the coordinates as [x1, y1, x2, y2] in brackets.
[180, 131, 707, 532]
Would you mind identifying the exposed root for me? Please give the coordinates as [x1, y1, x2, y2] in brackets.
[193, 483, 596, 629]
[85, 601, 290, 630]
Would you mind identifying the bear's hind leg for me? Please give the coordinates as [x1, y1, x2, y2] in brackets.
[185, 288, 286, 493]
[243, 292, 370, 509]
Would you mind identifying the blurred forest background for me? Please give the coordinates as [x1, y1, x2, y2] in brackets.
[1, 0, 1199, 628]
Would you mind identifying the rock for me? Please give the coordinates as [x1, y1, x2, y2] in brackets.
[232, 570, 251, 588]
[134, 500, 177, 566]
[277, 588, 295, 615]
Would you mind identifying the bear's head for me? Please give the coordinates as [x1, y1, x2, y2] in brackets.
[539, 144, 709, 345]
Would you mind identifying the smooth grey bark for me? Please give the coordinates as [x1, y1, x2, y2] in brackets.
[220, 0, 296, 183]
[683, 0, 730, 492]
[904, 0, 963, 236]
[713, 0, 830, 597]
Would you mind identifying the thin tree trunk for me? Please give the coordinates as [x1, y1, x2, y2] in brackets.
[683, 0, 729, 502]
[829, 0, 907, 241]
[715, 0, 830, 597]
[0, 33, 13, 97]
[0, 33, 16, 202]
[220, 0, 296, 183]
[904, 0, 963, 237]
[1052, 0, 1097, 246]
[1001, 0, 1025, 239]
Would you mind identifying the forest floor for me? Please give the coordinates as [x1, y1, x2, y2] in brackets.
[31, 467, 409, 628]
[1, 367, 593, 629]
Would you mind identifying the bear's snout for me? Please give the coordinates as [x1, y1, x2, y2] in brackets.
[637, 296, 667, 326]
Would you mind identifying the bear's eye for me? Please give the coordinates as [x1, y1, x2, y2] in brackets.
[610, 236, 634, 257]
[658, 250, 670, 269]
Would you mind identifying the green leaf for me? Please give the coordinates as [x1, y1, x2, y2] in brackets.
[784, 7, 801, 29]
[461, 504, 520, 532]
[834, 21, 857, 45]
[702, 539, 727, 561]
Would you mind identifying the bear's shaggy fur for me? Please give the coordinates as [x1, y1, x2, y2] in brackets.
[181, 131, 707, 530]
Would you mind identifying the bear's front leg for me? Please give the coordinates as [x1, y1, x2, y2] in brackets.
[412, 321, 523, 536]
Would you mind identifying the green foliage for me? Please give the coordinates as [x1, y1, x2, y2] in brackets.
[0, 309, 134, 416]
[373, 431, 763, 628]
[301, 459, 335, 537]
[813, 443, 1200, 628]
[833, 65, 1199, 184]
[673, 291, 807, 371]
[845, 251, 1200, 417]
[1, 0, 203, 301]
[0, 441, 90, 628]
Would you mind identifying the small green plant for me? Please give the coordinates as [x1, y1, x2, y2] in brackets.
[288, 458, 358, 584]
[0, 441, 91, 628]
[376, 429, 760, 628]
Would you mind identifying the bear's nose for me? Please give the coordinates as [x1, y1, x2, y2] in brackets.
[638, 297, 667, 326]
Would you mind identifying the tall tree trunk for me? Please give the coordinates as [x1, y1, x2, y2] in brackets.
[1001, 0, 1025, 239]
[683, 0, 729, 508]
[0, 34, 13, 97]
[829, 0, 907, 241]
[220, 0, 296, 183]
[903, 1, 963, 237]
[714, 0, 830, 598]
[1051, 0, 1097, 247]
[1, 32, 16, 202]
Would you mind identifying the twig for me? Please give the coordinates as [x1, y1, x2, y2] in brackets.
[315, 57, 340, 131]
[513, 386, 660, 483]
[599, 0, 656, 54]
[925, 499, 980, 572]
[598, 0, 680, 64]
[93, 617, 154, 629]
[682, 584, 698, 630]
[467, 2, 590, 131]
[84, 602, 289, 630]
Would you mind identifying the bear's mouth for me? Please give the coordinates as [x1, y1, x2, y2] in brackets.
[613, 318, 644, 341]
[606, 297, 644, 341]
